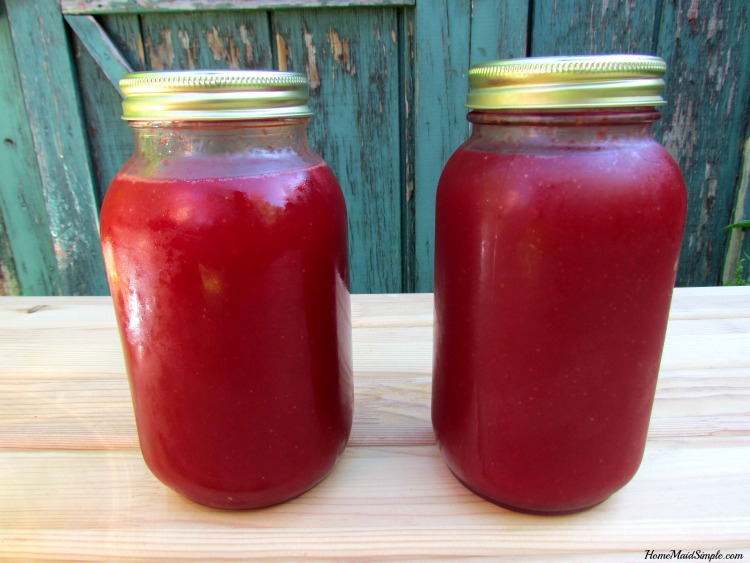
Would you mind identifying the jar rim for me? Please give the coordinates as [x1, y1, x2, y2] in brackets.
[120, 70, 313, 121]
[467, 55, 667, 110]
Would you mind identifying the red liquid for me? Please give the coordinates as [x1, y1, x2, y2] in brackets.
[100, 161, 352, 509]
[432, 134, 687, 513]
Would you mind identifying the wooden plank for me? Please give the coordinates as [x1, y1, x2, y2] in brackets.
[2, 289, 749, 451]
[272, 8, 403, 293]
[413, 0, 471, 292]
[656, 0, 750, 286]
[530, 0, 661, 55]
[722, 133, 750, 284]
[399, 7, 415, 292]
[70, 35, 134, 207]
[5, 0, 107, 295]
[0, 446, 748, 558]
[61, 0, 416, 15]
[140, 11, 273, 71]
[0, 4, 62, 296]
[64, 15, 133, 95]
[100, 14, 146, 70]
[67, 15, 137, 206]
[84, 15, 147, 205]
[3, 362, 750, 451]
[0, 212, 20, 296]
[470, 0, 529, 63]
[0, 290, 749, 558]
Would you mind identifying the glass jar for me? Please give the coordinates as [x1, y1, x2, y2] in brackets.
[100, 70, 353, 509]
[432, 55, 687, 514]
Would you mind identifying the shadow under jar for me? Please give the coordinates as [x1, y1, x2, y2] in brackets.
[432, 55, 687, 514]
[100, 71, 353, 509]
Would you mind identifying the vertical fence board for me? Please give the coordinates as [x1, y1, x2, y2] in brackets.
[140, 10, 273, 70]
[399, 6, 415, 292]
[0, 3, 61, 295]
[2, 1, 749, 294]
[87, 15, 148, 203]
[413, 0, 471, 292]
[65, 15, 133, 92]
[5, 0, 106, 295]
[101, 14, 146, 70]
[0, 208, 19, 296]
[272, 8, 403, 293]
[723, 137, 750, 283]
[68, 15, 136, 205]
[657, 0, 750, 286]
[71, 36, 132, 206]
[530, 0, 661, 55]
[470, 0, 529, 63]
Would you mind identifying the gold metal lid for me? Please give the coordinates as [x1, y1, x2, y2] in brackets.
[467, 55, 667, 110]
[120, 70, 312, 121]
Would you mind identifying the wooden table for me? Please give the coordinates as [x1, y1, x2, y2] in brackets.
[1, 288, 749, 561]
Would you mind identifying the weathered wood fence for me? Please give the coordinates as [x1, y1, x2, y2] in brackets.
[1, 0, 748, 295]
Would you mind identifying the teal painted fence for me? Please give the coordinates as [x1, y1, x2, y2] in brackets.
[1, 0, 749, 295]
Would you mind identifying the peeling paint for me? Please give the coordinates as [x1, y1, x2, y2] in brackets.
[148, 28, 175, 71]
[705, 163, 718, 204]
[0, 261, 20, 296]
[239, 25, 255, 66]
[328, 28, 355, 75]
[408, 19, 414, 62]
[206, 27, 229, 62]
[177, 29, 196, 69]
[303, 25, 320, 90]
[228, 36, 241, 68]
[687, 0, 700, 32]
[663, 93, 697, 170]
[726, 73, 736, 117]
[276, 33, 289, 71]
[706, 4, 724, 41]
[130, 34, 146, 69]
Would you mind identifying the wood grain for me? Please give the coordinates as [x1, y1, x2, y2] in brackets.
[3, 2, 750, 296]
[69, 17, 135, 206]
[530, 0, 661, 55]
[2, 290, 749, 452]
[100, 14, 147, 70]
[140, 10, 273, 71]
[272, 8, 403, 293]
[0, 210, 19, 296]
[656, 0, 750, 285]
[413, 0, 471, 292]
[82, 14, 148, 205]
[399, 6, 416, 292]
[0, 289, 749, 559]
[723, 136, 750, 283]
[0, 445, 749, 560]
[0, 3, 61, 296]
[470, 0, 529, 62]
[65, 15, 133, 93]
[4, 0, 107, 295]
[61, 0, 416, 14]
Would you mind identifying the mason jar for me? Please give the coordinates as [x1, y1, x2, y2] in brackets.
[432, 55, 687, 514]
[100, 70, 353, 509]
